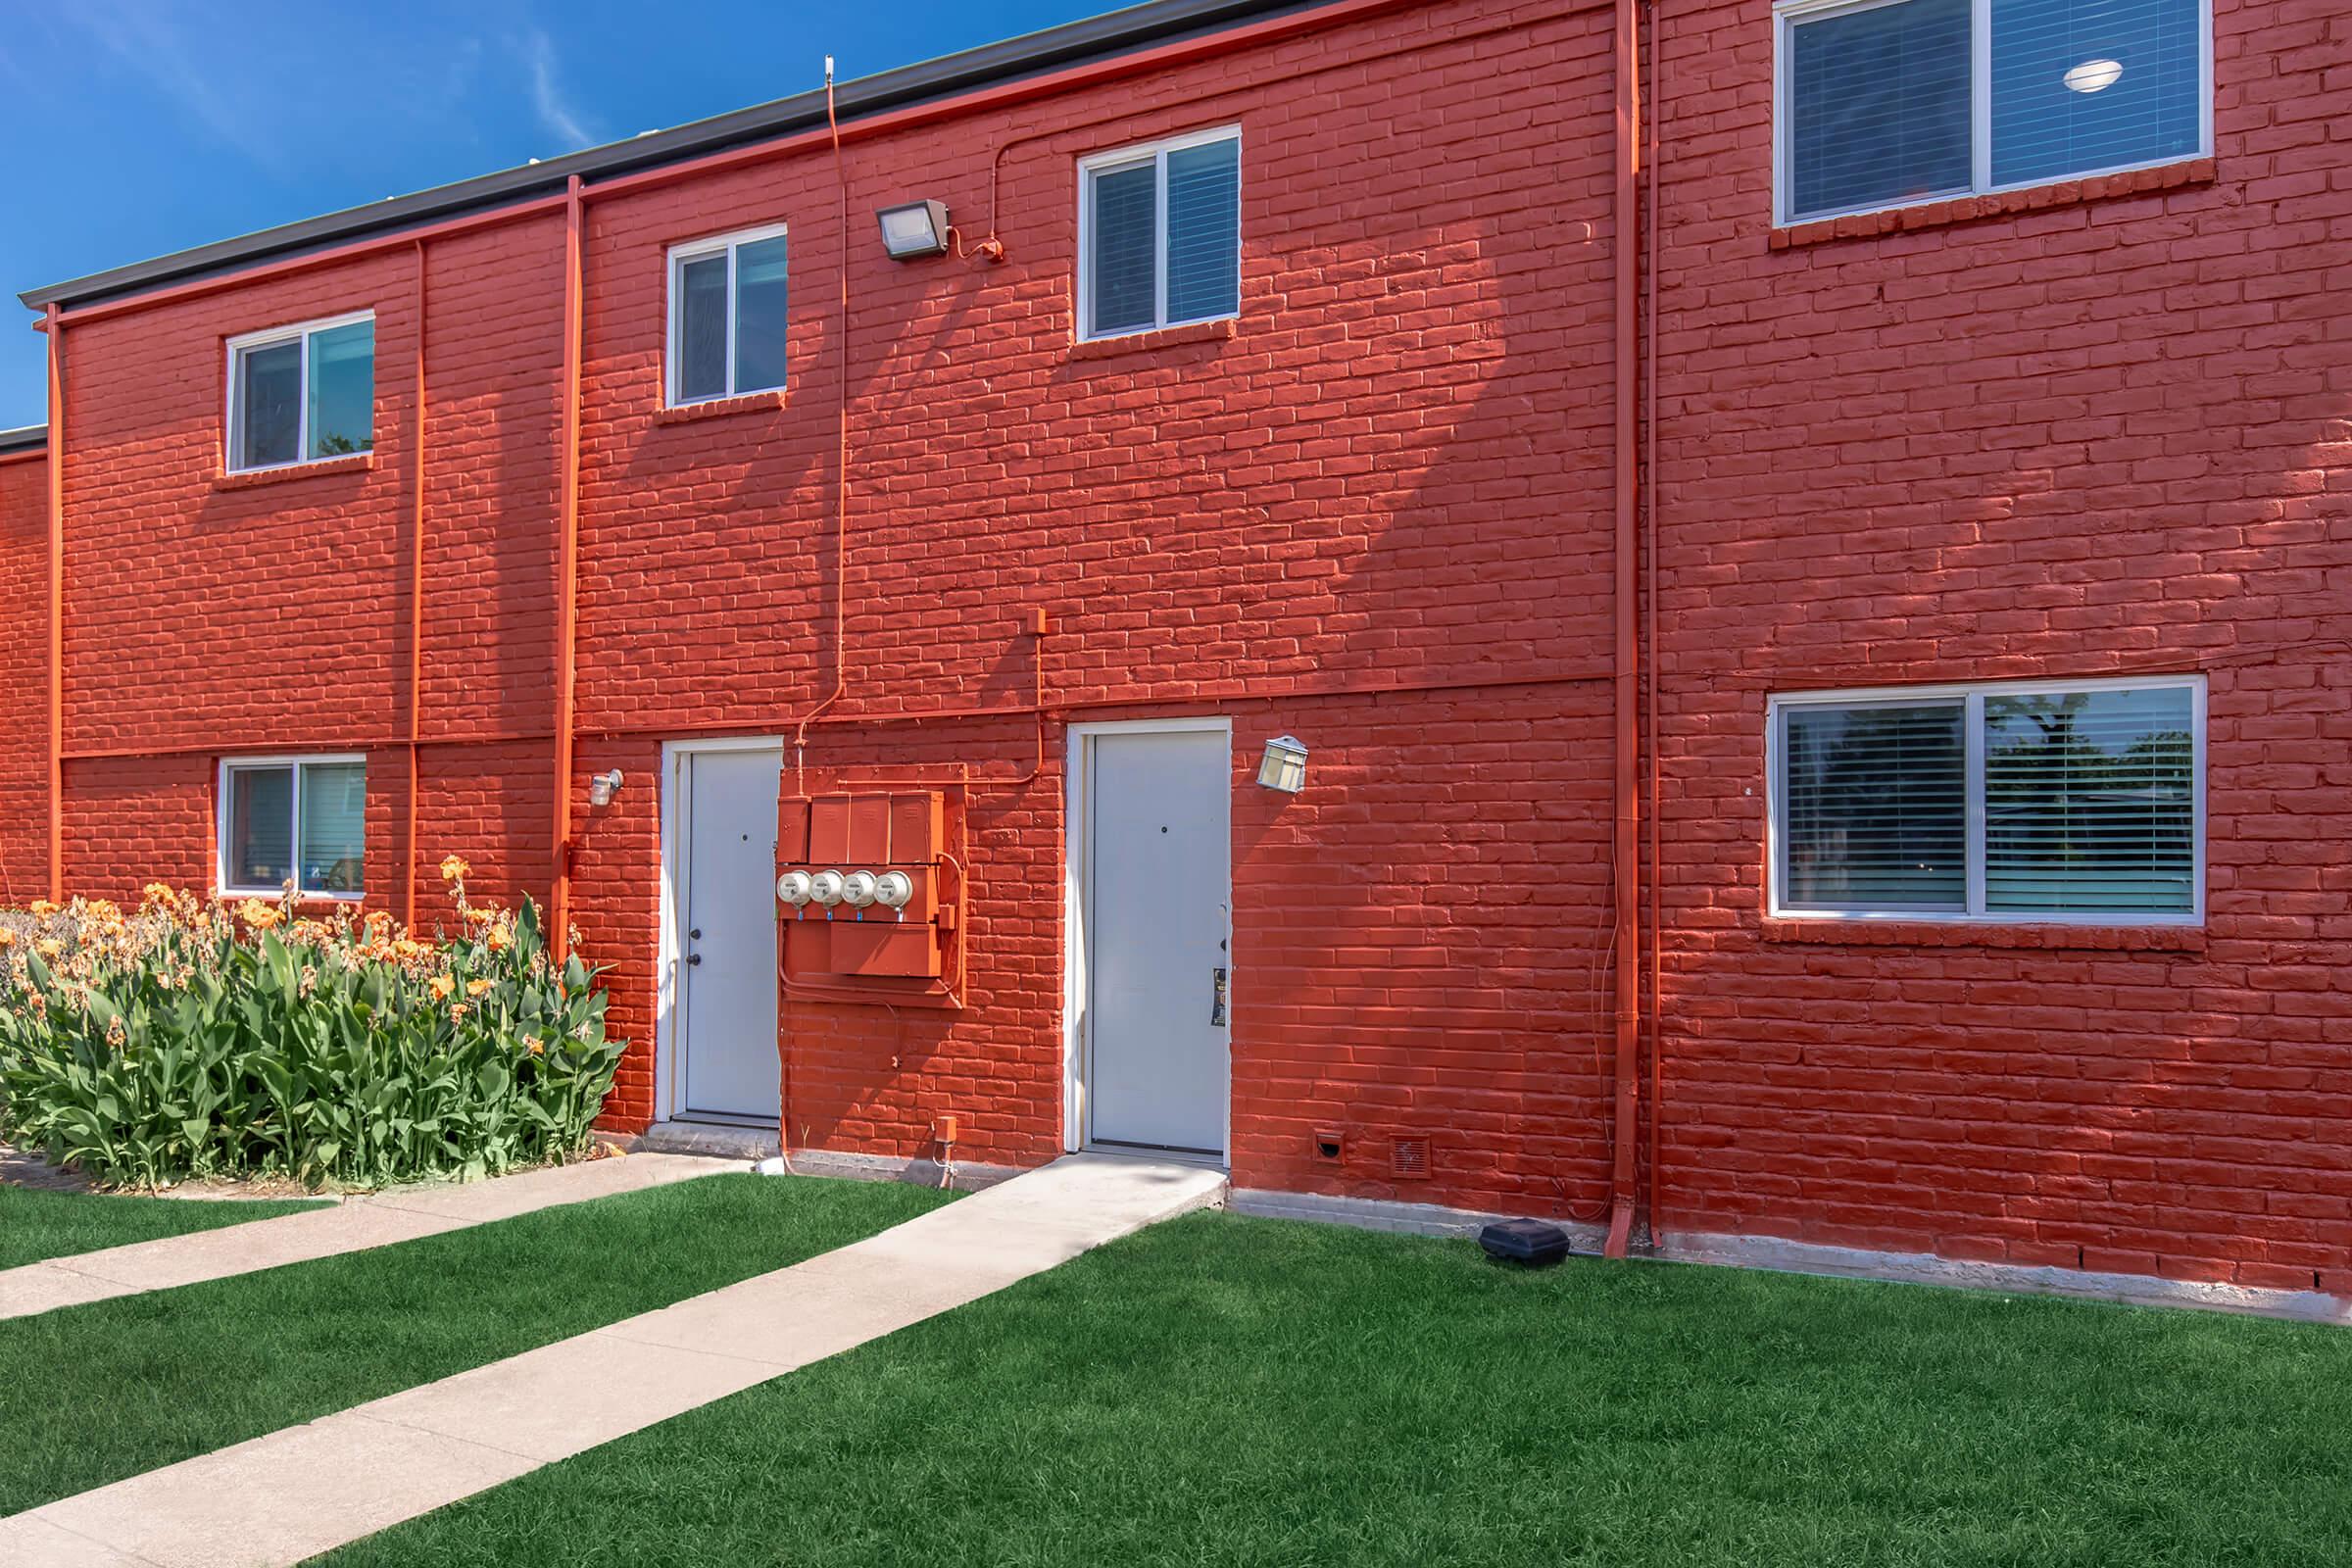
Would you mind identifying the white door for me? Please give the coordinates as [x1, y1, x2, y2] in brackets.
[678, 747, 781, 1123]
[1083, 726, 1230, 1157]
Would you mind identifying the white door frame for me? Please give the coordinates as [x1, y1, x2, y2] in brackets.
[1060, 715, 1233, 1160]
[655, 735, 783, 1126]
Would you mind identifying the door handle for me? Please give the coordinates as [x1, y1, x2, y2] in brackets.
[686, 954, 702, 967]
[1209, 966, 1228, 1027]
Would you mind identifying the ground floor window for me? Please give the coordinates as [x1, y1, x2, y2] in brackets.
[220, 756, 367, 898]
[1769, 676, 2202, 923]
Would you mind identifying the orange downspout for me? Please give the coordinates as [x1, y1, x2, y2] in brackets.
[550, 176, 584, 959]
[1642, 0, 1665, 1245]
[1604, 0, 1642, 1259]
[43, 306, 63, 904]
[405, 241, 429, 928]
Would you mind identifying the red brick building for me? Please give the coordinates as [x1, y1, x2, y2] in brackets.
[3, 0, 2345, 1304]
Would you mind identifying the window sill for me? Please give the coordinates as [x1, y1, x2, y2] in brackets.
[214, 452, 376, 490]
[655, 389, 788, 424]
[1769, 158, 2218, 251]
[1761, 917, 2205, 953]
[219, 890, 368, 906]
[1068, 317, 1236, 361]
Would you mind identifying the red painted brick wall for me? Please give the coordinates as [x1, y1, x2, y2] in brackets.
[1650, 0, 2351, 1291]
[8, 0, 2344, 1291]
[20, 0, 1627, 1211]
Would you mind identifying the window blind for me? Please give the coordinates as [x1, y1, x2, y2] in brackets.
[298, 762, 368, 895]
[1788, 0, 1973, 220]
[1088, 159, 1158, 337]
[1164, 137, 1240, 324]
[676, 253, 729, 403]
[1781, 702, 1967, 910]
[1991, 0, 2202, 188]
[229, 766, 294, 891]
[1983, 686, 2194, 912]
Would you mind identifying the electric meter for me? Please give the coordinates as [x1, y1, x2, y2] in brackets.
[841, 870, 879, 908]
[808, 869, 847, 906]
[776, 870, 813, 906]
[873, 870, 914, 909]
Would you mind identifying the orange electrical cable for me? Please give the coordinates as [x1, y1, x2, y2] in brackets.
[791, 60, 853, 797]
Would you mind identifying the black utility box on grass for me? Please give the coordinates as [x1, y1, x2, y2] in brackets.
[1478, 1218, 1572, 1266]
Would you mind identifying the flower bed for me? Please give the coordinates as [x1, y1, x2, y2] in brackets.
[0, 860, 625, 1189]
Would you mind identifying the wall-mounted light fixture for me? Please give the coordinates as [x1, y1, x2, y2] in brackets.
[1255, 735, 1308, 794]
[876, 199, 952, 260]
[587, 768, 625, 808]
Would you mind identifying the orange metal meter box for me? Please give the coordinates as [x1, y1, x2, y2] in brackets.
[774, 791, 954, 984]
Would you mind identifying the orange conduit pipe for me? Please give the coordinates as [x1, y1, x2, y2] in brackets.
[1604, 0, 1643, 1260]
[550, 176, 585, 959]
[405, 239, 430, 929]
[790, 62, 853, 798]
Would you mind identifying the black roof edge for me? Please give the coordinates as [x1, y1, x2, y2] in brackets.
[20, 0, 1329, 314]
[0, 424, 46, 455]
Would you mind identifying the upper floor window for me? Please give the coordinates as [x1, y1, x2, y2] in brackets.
[1078, 126, 1241, 341]
[1769, 676, 2202, 923]
[1775, 0, 2209, 225]
[667, 223, 789, 406]
[226, 313, 374, 472]
[220, 755, 367, 899]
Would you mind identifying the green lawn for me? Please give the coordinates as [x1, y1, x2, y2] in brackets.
[0, 1182, 327, 1271]
[0, 1173, 950, 1515]
[325, 1210, 2352, 1568]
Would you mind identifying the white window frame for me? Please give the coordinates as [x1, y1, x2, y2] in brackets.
[1771, 0, 2215, 226]
[217, 753, 368, 901]
[1074, 124, 1243, 343]
[1765, 673, 2205, 926]
[664, 222, 790, 407]
[223, 310, 376, 474]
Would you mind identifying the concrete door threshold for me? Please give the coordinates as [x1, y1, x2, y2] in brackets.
[0, 1153, 1227, 1568]
[0, 1153, 742, 1322]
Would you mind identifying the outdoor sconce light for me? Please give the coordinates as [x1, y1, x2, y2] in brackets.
[587, 768, 624, 808]
[876, 199, 951, 260]
[1255, 735, 1308, 794]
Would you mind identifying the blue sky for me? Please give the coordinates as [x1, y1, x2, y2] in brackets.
[0, 0, 1108, 428]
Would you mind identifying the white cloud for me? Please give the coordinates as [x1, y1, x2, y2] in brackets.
[521, 25, 597, 151]
[55, 3, 289, 172]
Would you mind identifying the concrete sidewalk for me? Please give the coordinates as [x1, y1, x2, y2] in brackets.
[0, 1152, 1225, 1568]
[0, 1153, 740, 1322]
